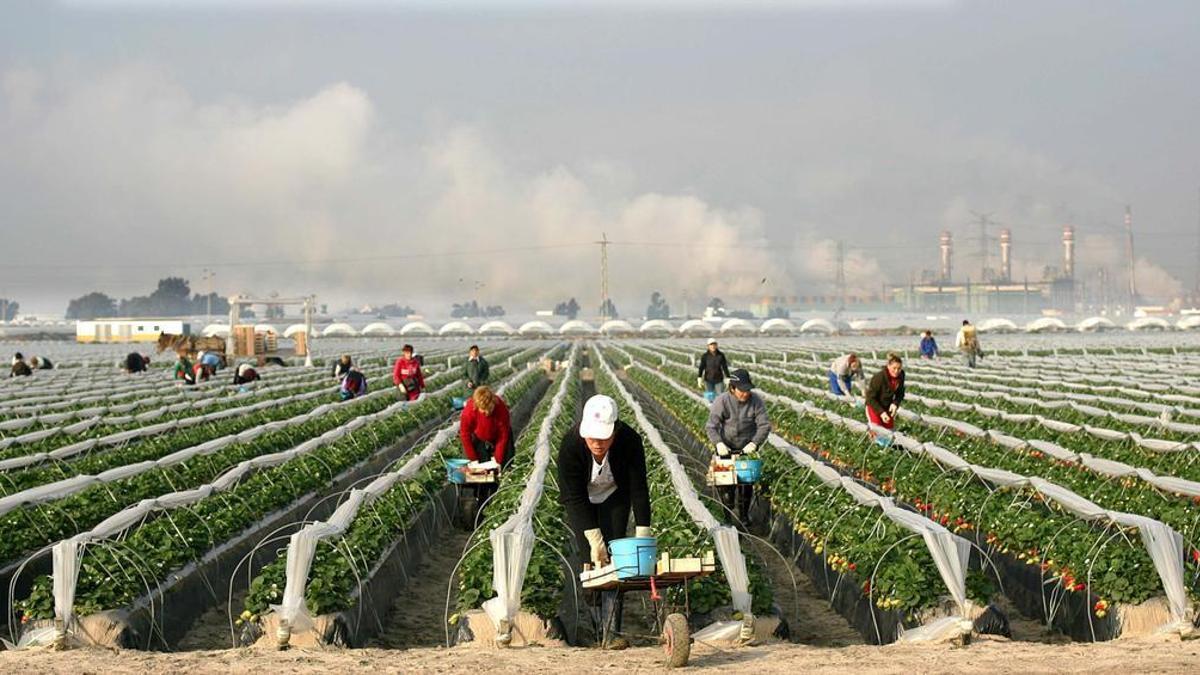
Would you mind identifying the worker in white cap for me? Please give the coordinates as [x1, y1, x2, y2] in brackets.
[557, 394, 652, 649]
[696, 337, 731, 397]
[558, 394, 652, 568]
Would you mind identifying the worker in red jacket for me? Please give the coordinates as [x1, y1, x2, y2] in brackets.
[459, 385, 513, 467]
[392, 344, 424, 401]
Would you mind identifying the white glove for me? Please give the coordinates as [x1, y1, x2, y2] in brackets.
[880, 413, 891, 424]
[697, 377, 704, 389]
[742, 442, 758, 455]
[584, 528, 609, 566]
[716, 442, 731, 458]
[888, 403, 898, 416]
[396, 383, 407, 393]
[635, 526, 653, 538]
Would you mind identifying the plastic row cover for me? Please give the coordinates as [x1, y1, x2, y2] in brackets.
[615, 358, 754, 618]
[0, 363, 347, 429]
[482, 346, 578, 630]
[275, 356, 549, 635]
[0, 373, 352, 451]
[50, 386, 451, 631]
[757, 374, 1195, 632]
[906, 377, 1200, 434]
[733, 387, 973, 631]
[906, 392, 1200, 458]
[0, 382, 414, 514]
[0, 363, 427, 473]
[875, 423, 1193, 634]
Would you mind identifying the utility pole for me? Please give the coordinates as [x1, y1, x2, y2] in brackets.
[1125, 205, 1137, 311]
[834, 240, 847, 316]
[1195, 187, 1200, 299]
[201, 268, 215, 323]
[595, 232, 611, 320]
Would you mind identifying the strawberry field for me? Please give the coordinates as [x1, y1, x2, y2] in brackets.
[1, 333, 1198, 657]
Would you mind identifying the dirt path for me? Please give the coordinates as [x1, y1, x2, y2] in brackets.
[745, 537, 863, 647]
[370, 528, 472, 649]
[175, 588, 249, 650]
[3, 636, 1197, 674]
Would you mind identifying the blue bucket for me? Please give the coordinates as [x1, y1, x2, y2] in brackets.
[735, 458, 763, 483]
[446, 458, 470, 484]
[703, 390, 716, 403]
[609, 537, 657, 579]
[875, 435, 893, 448]
[452, 396, 466, 411]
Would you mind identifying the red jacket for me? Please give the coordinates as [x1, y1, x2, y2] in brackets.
[392, 357, 424, 400]
[459, 397, 512, 464]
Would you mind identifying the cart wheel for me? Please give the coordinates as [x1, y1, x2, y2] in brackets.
[662, 613, 690, 668]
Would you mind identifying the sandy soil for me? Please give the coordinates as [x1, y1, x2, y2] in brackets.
[2, 635, 1197, 674]
[371, 528, 472, 649]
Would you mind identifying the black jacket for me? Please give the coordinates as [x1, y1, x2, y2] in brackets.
[865, 368, 906, 416]
[697, 350, 731, 384]
[557, 420, 652, 533]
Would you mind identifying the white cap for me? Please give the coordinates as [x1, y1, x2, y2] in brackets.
[580, 394, 618, 439]
[706, 337, 718, 345]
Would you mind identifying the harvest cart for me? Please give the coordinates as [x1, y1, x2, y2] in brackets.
[580, 550, 716, 668]
[449, 462, 500, 529]
[705, 455, 762, 527]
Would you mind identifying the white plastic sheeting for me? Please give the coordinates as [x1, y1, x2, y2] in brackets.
[645, 366, 972, 634]
[610, 358, 755, 623]
[273, 356, 549, 638]
[49, 384, 454, 633]
[273, 423, 461, 635]
[479, 347, 578, 633]
[0, 366, 394, 474]
[878, 426, 1193, 635]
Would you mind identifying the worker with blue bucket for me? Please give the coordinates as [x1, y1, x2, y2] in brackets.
[558, 394, 652, 650]
[706, 368, 772, 528]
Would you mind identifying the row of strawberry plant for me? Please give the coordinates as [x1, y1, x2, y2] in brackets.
[752, 360, 1200, 483]
[243, 359, 554, 636]
[619, 356, 979, 626]
[0, 358, 523, 574]
[638, 351, 1180, 633]
[591, 350, 773, 618]
[14, 379, 469, 626]
[454, 351, 580, 625]
[0, 363, 399, 492]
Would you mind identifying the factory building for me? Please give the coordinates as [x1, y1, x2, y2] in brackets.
[889, 226, 1077, 314]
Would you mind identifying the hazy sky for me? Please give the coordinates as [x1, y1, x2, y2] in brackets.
[2, 0, 1199, 315]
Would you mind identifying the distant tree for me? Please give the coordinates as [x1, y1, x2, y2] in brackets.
[767, 306, 791, 319]
[554, 298, 580, 320]
[645, 291, 670, 320]
[707, 297, 725, 311]
[66, 292, 117, 320]
[451, 300, 480, 319]
[484, 305, 506, 317]
[0, 298, 18, 322]
[599, 298, 618, 318]
[377, 303, 416, 318]
[191, 293, 230, 316]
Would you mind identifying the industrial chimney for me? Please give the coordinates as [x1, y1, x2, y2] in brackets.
[999, 228, 1012, 281]
[939, 230, 953, 281]
[1062, 225, 1075, 279]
